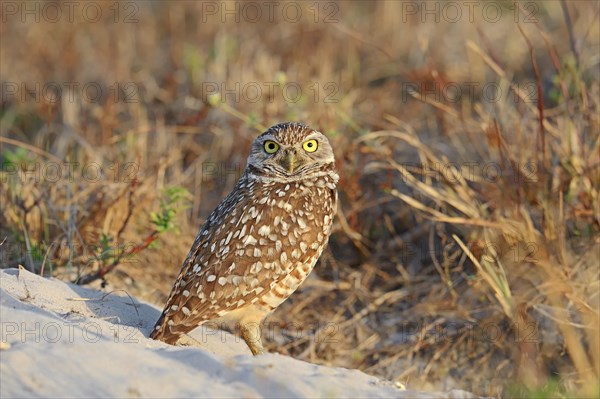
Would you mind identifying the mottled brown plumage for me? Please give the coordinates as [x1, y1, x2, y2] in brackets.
[150, 122, 338, 354]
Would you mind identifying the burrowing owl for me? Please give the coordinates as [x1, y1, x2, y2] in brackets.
[150, 122, 338, 355]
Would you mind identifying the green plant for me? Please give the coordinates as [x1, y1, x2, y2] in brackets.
[76, 186, 191, 285]
[150, 186, 191, 234]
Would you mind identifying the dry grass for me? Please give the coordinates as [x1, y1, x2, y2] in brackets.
[1, 1, 599, 396]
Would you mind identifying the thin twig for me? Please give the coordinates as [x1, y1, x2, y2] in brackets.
[116, 178, 139, 239]
[19, 219, 34, 272]
[0, 136, 64, 164]
[100, 290, 141, 317]
[516, 23, 548, 176]
[75, 230, 159, 285]
[39, 242, 54, 277]
[559, 0, 581, 71]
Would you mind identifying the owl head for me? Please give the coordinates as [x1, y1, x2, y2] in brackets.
[247, 122, 336, 181]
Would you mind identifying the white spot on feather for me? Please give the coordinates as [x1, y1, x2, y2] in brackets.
[243, 235, 257, 246]
[224, 231, 233, 245]
[251, 262, 263, 273]
[258, 225, 271, 236]
[297, 217, 306, 229]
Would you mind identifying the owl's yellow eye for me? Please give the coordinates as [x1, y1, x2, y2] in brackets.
[263, 140, 279, 154]
[302, 139, 318, 153]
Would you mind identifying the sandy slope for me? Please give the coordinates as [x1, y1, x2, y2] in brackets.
[0, 268, 479, 398]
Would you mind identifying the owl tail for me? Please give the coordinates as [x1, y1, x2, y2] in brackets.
[149, 313, 182, 344]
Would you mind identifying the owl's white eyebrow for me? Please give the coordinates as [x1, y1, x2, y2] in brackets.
[302, 131, 322, 140]
[259, 134, 276, 142]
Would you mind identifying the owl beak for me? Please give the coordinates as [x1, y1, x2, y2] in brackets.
[281, 149, 298, 173]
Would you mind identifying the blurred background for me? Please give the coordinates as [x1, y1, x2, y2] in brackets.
[1, 1, 598, 396]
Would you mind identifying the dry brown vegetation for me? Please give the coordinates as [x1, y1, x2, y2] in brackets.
[1, 1, 598, 397]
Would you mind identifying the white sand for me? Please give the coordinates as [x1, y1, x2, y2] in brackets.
[0, 268, 479, 398]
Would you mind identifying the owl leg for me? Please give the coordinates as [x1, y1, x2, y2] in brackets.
[240, 322, 265, 355]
